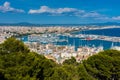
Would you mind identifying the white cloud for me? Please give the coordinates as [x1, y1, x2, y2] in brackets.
[0, 2, 24, 13]
[28, 5, 106, 20]
[97, 16, 120, 21]
[28, 5, 120, 21]
[95, 16, 110, 20]
[82, 11, 103, 18]
[28, 6, 85, 16]
[112, 16, 120, 20]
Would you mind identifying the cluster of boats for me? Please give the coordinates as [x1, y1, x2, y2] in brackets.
[27, 34, 68, 44]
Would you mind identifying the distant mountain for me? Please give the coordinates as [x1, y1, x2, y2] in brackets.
[0, 22, 120, 27]
[0, 22, 44, 27]
[89, 22, 120, 26]
[16, 22, 33, 25]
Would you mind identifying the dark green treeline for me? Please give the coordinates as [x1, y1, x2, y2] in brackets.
[0, 37, 120, 80]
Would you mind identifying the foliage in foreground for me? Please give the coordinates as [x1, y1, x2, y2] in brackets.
[0, 37, 120, 80]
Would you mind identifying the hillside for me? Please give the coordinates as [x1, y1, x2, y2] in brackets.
[0, 37, 120, 80]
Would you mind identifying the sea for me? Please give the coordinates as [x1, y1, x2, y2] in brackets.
[20, 28, 120, 51]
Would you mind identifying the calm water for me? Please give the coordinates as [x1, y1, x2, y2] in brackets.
[73, 28, 120, 37]
[20, 28, 120, 50]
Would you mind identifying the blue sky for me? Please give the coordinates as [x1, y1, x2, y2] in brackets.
[0, 0, 120, 24]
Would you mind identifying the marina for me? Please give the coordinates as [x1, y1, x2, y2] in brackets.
[0, 0, 120, 79]
[0, 26, 120, 63]
[20, 27, 120, 50]
[18, 27, 120, 63]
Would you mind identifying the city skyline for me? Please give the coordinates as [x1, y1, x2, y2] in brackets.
[0, 0, 120, 24]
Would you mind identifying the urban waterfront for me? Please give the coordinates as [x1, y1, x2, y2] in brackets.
[0, 0, 120, 79]
[0, 26, 120, 63]
[20, 27, 120, 50]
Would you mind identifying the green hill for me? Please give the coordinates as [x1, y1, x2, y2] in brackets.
[0, 38, 120, 80]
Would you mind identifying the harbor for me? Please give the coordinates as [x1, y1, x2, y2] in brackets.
[19, 27, 120, 63]
[0, 26, 120, 63]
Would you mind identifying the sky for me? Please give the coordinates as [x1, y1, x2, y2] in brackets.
[0, 0, 120, 24]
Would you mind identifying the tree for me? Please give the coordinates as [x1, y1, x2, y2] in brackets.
[63, 57, 78, 65]
[83, 50, 120, 80]
[49, 67, 69, 80]
[62, 65, 79, 80]
[0, 37, 29, 54]
[0, 37, 120, 80]
[77, 64, 96, 80]
[0, 71, 6, 80]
